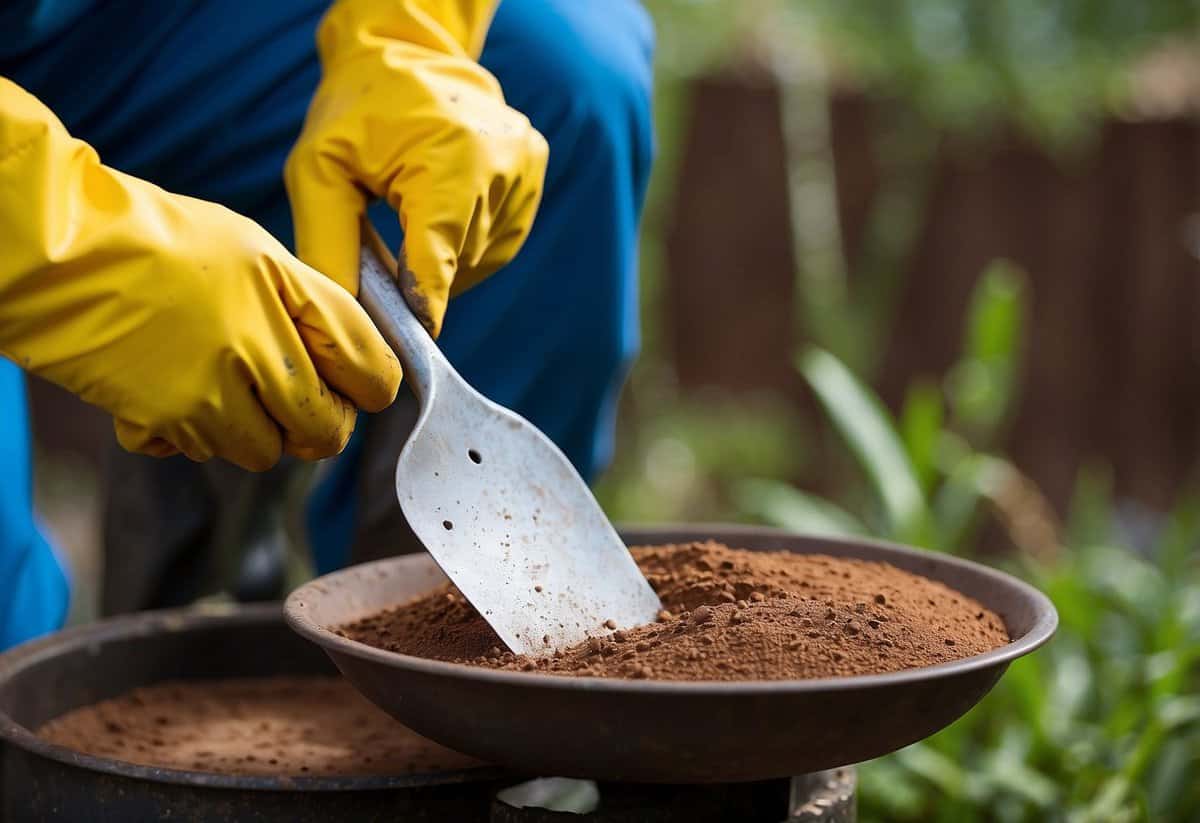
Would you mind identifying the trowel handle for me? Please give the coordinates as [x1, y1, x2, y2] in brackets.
[357, 226, 442, 403]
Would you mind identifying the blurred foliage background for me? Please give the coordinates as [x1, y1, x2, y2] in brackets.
[593, 0, 1200, 820]
[23, 2, 1200, 820]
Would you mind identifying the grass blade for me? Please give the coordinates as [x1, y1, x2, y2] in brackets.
[900, 379, 944, 494]
[734, 478, 868, 537]
[798, 347, 929, 543]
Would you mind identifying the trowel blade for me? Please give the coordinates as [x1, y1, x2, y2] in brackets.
[394, 383, 662, 655]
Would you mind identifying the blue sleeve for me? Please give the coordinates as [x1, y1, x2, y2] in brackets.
[0, 359, 70, 650]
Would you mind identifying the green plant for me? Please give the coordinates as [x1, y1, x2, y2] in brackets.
[738, 260, 1038, 554]
[731, 261, 1200, 821]
[858, 482, 1200, 822]
[802, 0, 1200, 151]
[595, 393, 807, 524]
[623, 9, 1200, 819]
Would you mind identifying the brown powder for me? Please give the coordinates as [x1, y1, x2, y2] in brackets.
[341, 542, 1009, 680]
[37, 676, 478, 776]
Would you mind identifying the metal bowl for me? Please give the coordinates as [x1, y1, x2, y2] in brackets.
[0, 604, 506, 821]
[285, 525, 1057, 783]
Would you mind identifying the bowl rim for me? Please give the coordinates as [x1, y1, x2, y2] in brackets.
[284, 524, 1058, 696]
[0, 603, 507, 792]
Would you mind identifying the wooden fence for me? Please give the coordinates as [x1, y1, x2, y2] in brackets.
[667, 74, 1200, 512]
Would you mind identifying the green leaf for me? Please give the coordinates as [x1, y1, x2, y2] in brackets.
[859, 757, 928, 820]
[896, 744, 971, 800]
[733, 479, 868, 538]
[974, 724, 1059, 809]
[1157, 492, 1200, 576]
[1045, 642, 1095, 736]
[981, 755, 1059, 809]
[1146, 737, 1198, 819]
[798, 347, 929, 543]
[1065, 463, 1116, 548]
[965, 259, 1025, 363]
[1157, 696, 1200, 730]
[999, 655, 1048, 731]
[1069, 775, 1138, 823]
[900, 380, 944, 494]
[946, 259, 1026, 439]
[930, 453, 1011, 551]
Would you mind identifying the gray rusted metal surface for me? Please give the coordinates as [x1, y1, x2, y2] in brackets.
[490, 776, 793, 821]
[357, 232, 661, 655]
[286, 524, 1058, 783]
[789, 769, 856, 822]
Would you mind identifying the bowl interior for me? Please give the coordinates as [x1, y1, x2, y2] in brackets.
[290, 525, 1054, 653]
[0, 605, 500, 792]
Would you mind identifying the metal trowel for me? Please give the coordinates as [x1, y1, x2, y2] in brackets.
[355, 228, 662, 655]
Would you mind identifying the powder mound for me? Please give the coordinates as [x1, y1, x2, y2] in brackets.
[341, 542, 1010, 681]
[37, 676, 478, 776]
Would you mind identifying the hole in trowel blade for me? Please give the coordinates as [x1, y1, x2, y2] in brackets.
[468, 449, 482, 464]
[442, 520, 453, 530]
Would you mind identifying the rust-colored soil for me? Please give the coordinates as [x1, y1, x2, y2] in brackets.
[341, 542, 1010, 681]
[37, 676, 478, 776]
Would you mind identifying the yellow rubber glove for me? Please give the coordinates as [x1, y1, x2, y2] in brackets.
[0, 78, 401, 472]
[285, 0, 549, 337]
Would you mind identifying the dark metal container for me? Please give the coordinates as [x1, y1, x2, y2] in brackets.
[287, 525, 1058, 783]
[0, 605, 506, 821]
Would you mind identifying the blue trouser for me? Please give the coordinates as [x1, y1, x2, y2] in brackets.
[0, 0, 654, 636]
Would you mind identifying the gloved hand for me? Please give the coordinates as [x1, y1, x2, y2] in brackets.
[285, 0, 549, 337]
[0, 78, 401, 472]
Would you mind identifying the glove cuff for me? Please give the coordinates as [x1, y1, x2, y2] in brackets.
[318, 0, 499, 65]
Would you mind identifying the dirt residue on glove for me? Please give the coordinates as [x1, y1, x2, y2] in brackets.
[340, 542, 1009, 680]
